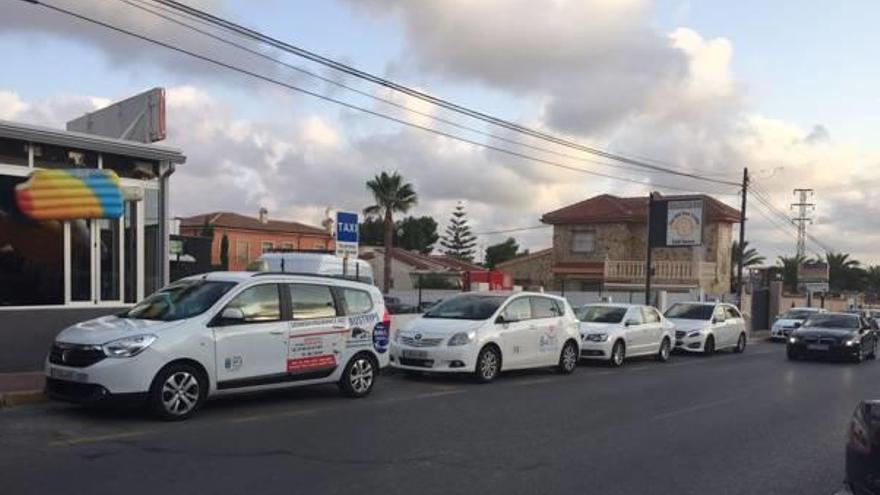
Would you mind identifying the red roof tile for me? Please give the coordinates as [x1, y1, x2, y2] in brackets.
[541, 193, 740, 225]
[179, 212, 328, 236]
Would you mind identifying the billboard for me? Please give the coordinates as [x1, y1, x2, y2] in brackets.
[649, 198, 705, 248]
[66, 87, 166, 143]
[798, 261, 829, 283]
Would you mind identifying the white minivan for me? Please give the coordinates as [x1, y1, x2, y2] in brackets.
[576, 304, 675, 366]
[390, 292, 581, 382]
[665, 302, 747, 355]
[45, 272, 389, 420]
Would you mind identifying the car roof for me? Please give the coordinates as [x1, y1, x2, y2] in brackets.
[180, 271, 378, 290]
[787, 307, 822, 311]
[578, 303, 643, 308]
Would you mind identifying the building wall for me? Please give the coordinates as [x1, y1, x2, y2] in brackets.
[179, 227, 334, 271]
[361, 248, 418, 290]
[496, 251, 554, 288]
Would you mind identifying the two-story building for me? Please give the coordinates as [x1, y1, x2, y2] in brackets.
[497, 193, 740, 296]
[178, 208, 334, 271]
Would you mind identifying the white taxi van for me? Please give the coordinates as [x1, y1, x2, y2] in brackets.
[45, 272, 390, 420]
[390, 292, 581, 382]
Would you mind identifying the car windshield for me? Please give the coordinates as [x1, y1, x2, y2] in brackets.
[803, 314, 860, 329]
[576, 306, 627, 323]
[780, 309, 816, 319]
[120, 280, 236, 321]
[423, 295, 507, 320]
[664, 303, 714, 320]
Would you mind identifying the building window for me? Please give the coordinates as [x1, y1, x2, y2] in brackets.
[0, 175, 64, 305]
[571, 231, 595, 253]
[102, 154, 158, 180]
[0, 138, 29, 166]
[144, 189, 161, 296]
[32, 144, 98, 170]
[236, 240, 250, 264]
[261, 241, 274, 253]
[281, 242, 295, 251]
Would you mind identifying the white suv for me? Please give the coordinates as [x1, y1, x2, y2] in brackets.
[390, 292, 581, 382]
[45, 272, 390, 420]
[665, 302, 747, 355]
[576, 304, 674, 366]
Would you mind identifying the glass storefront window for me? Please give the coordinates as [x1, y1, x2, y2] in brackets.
[103, 154, 158, 180]
[70, 219, 92, 302]
[144, 188, 161, 296]
[98, 218, 121, 301]
[0, 138, 29, 166]
[124, 202, 138, 303]
[0, 175, 64, 305]
[32, 144, 98, 170]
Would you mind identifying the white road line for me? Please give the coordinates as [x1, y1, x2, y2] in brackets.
[650, 396, 743, 421]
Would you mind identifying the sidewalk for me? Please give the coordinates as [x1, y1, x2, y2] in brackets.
[0, 371, 45, 408]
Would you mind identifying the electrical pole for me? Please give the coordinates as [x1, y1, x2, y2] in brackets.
[645, 192, 655, 305]
[736, 168, 749, 307]
[791, 188, 815, 258]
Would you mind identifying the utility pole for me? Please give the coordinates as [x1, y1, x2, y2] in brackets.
[791, 188, 815, 258]
[645, 192, 655, 306]
[737, 168, 749, 307]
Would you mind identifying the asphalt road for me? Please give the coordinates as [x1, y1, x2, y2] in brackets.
[0, 339, 874, 495]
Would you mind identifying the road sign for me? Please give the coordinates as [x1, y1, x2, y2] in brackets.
[803, 282, 829, 293]
[335, 211, 359, 257]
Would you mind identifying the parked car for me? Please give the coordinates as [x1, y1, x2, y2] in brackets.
[45, 272, 390, 420]
[664, 302, 748, 355]
[786, 312, 877, 362]
[841, 400, 880, 495]
[390, 292, 580, 382]
[575, 303, 674, 366]
[246, 252, 374, 285]
[384, 296, 417, 314]
[770, 307, 826, 340]
[417, 299, 442, 313]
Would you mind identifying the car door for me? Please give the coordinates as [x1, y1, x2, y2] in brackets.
[640, 306, 664, 352]
[286, 283, 345, 380]
[622, 307, 647, 354]
[724, 305, 745, 343]
[530, 296, 565, 366]
[213, 283, 288, 389]
[496, 297, 533, 370]
[711, 305, 731, 347]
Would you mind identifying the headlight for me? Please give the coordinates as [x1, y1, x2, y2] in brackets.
[102, 334, 157, 358]
[687, 331, 703, 338]
[583, 333, 609, 342]
[448, 332, 473, 346]
[789, 336, 797, 344]
[846, 338, 858, 347]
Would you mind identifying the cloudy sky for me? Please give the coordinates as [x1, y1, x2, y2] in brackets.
[2, 0, 879, 263]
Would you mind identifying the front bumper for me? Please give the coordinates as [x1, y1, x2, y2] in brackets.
[579, 339, 613, 360]
[44, 347, 168, 397]
[674, 332, 706, 352]
[787, 341, 860, 359]
[45, 378, 148, 405]
[389, 342, 476, 372]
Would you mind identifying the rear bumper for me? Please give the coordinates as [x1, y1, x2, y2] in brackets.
[45, 378, 148, 405]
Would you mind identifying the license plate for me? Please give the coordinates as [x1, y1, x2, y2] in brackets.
[49, 367, 87, 382]
[402, 349, 428, 359]
[807, 344, 829, 351]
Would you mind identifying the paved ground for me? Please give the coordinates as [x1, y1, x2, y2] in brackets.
[0, 339, 872, 495]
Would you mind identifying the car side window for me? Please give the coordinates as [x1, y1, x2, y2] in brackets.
[501, 298, 532, 322]
[713, 306, 727, 322]
[531, 297, 561, 318]
[641, 307, 660, 324]
[724, 306, 741, 320]
[626, 308, 644, 325]
[342, 288, 373, 315]
[289, 284, 337, 320]
[224, 284, 281, 323]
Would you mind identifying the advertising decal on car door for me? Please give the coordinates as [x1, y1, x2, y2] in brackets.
[287, 317, 347, 374]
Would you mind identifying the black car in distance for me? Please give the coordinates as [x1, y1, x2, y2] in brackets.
[786, 313, 877, 363]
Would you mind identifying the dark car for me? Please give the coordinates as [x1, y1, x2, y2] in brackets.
[384, 296, 416, 314]
[842, 400, 880, 494]
[787, 313, 877, 363]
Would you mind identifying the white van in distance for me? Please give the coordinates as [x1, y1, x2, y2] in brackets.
[248, 252, 374, 285]
[45, 272, 389, 420]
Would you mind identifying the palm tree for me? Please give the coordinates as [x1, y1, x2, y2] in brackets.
[823, 252, 862, 292]
[777, 254, 806, 292]
[364, 172, 417, 293]
[730, 240, 765, 291]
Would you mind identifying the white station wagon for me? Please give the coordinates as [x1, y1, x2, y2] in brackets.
[45, 272, 390, 420]
[390, 292, 581, 382]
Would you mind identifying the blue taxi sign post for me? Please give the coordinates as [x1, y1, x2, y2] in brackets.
[335, 211, 359, 276]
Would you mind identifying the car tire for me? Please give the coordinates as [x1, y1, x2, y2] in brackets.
[339, 354, 377, 398]
[656, 338, 671, 363]
[557, 340, 578, 374]
[609, 340, 625, 367]
[787, 348, 799, 360]
[148, 363, 207, 421]
[703, 335, 715, 356]
[474, 346, 501, 383]
[851, 346, 865, 364]
[734, 333, 747, 354]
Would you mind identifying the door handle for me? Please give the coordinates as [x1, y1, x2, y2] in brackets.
[269, 330, 285, 336]
[332, 323, 347, 329]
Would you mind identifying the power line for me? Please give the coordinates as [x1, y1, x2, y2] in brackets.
[144, 0, 741, 188]
[749, 182, 834, 253]
[27, 0, 740, 196]
[747, 188, 830, 257]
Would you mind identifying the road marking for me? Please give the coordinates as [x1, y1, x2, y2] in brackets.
[650, 396, 742, 421]
[511, 377, 557, 387]
[230, 407, 323, 424]
[50, 430, 152, 447]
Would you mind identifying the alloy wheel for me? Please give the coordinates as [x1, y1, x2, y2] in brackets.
[479, 349, 499, 380]
[349, 358, 374, 395]
[612, 342, 625, 366]
[161, 371, 200, 416]
[561, 343, 578, 372]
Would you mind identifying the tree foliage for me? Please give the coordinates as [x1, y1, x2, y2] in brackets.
[359, 215, 438, 254]
[364, 171, 418, 293]
[484, 237, 519, 269]
[440, 203, 477, 262]
[730, 240, 765, 291]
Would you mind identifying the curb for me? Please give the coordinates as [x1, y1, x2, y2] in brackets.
[0, 390, 47, 409]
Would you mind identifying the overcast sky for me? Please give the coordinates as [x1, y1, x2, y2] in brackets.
[2, 0, 879, 263]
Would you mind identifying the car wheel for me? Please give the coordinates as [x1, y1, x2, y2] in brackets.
[474, 346, 501, 383]
[557, 340, 578, 374]
[786, 347, 799, 360]
[339, 354, 376, 398]
[734, 333, 747, 354]
[656, 338, 671, 363]
[609, 340, 625, 367]
[149, 363, 206, 421]
[851, 346, 865, 364]
[703, 335, 715, 356]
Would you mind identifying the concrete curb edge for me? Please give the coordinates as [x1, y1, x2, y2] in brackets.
[0, 390, 47, 409]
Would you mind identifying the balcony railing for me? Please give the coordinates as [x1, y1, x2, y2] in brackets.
[604, 260, 717, 283]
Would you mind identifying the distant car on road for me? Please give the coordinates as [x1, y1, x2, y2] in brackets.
[787, 312, 877, 363]
[390, 292, 581, 382]
[664, 302, 747, 355]
[840, 400, 880, 494]
[383, 296, 416, 314]
[575, 304, 674, 367]
[770, 307, 826, 341]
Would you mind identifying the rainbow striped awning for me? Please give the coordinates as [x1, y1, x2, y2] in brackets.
[15, 169, 124, 220]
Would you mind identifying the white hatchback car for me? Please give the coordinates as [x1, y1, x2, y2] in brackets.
[45, 272, 390, 420]
[665, 302, 748, 355]
[390, 292, 581, 382]
[576, 304, 675, 366]
[770, 307, 825, 340]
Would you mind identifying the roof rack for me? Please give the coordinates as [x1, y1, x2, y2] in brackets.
[250, 271, 370, 283]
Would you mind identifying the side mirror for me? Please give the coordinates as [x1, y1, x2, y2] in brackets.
[794, 321, 803, 328]
[495, 315, 508, 325]
[219, 307, 245, 324]
[624, 319, 637, 327]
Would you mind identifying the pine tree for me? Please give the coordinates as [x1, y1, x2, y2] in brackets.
[440, 203, 477, 261]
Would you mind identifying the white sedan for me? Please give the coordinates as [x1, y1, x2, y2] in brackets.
[575, 304, 674, 366]
[665, 302, 748, 355]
